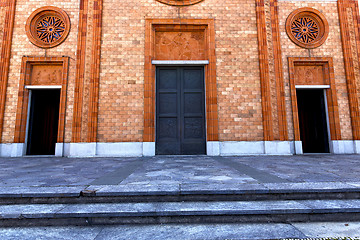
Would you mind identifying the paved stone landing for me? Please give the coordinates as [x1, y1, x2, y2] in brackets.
[0, 155, 360, 238]
[0, 155, 359, 189]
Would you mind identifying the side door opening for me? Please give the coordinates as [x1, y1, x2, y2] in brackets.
[26, 89, 61, 155]
[296, 89, 330, 153]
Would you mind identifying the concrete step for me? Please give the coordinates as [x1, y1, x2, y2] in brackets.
[1, 199, 360, 226]
[2, 222, 360, 239]
[1, 183, 360, 204]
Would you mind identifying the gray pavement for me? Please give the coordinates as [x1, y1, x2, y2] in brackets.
[0, 222, 359, 239]
[1, 155, 360, 188]
[1, 154, 360, 239]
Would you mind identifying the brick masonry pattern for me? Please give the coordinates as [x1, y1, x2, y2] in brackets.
[279, 1, 353, 141]
[1, 0, 360, 144]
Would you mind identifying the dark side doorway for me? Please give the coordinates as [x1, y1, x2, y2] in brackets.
[26, 89, 61, 155]
[156, 66, 206, 155]
[296, 89, 330, 153]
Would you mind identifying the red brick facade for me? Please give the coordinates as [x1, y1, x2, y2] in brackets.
[1, 0, 360, 156]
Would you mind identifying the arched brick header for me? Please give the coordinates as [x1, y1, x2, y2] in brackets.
[155, 0, 204, 6]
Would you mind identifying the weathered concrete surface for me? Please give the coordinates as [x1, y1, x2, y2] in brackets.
[1, 155, 360, 238]
[0, 155, 360, 188]
[292, 222, 360, 238]
[1, 223, 360, 239]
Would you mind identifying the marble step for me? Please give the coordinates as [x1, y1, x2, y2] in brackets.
[0, 183, 360, 204]
[1, 199, 360, 226]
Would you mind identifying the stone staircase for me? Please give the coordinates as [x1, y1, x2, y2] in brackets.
[1, 184, 360, 227]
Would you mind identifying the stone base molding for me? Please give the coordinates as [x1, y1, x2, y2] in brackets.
[2, 141, 360, 157]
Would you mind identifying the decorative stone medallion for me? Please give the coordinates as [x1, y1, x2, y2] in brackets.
[155, 0, 204, 6]
[286, 8, 329, 49]
[26, 6, 70, 48]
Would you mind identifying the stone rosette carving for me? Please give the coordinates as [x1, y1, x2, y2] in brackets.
[156, 0, 204, 6]
[286, 8, 329, 49]
[26, 6, 71, 49]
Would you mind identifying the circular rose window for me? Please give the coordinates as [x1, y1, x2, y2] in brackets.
[26, 6, 71, 48]
[286, 8, 329, 49]
[155, 0, 204, 6]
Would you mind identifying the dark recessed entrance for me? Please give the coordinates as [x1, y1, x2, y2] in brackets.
[296, 89, 330, 153]
[27, 89, 60, 155]
[156, 66, 206, 155]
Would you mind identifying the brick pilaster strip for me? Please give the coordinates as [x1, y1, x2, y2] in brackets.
[338, 0, 360, 139]
[271, 0, 288, 141]
[350, 0, 360, 139]
[206, 19, 219, 141]
[57, 57, 70, 143]
[287, 58, 301, 141]
[0, 0, 16, 142]
[13, 58, 28, 143]
[87, 0, 103, 142]
[255, 0, 274, 141]
[143, 20, 155, 142]
[326, 58, 342, 141]
[72, 0, 89, 143]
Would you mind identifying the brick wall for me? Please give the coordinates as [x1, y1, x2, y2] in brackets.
[0, 0, 7, 49]
[97, 0, 263, 142]
[1, 0, 355, 144]
[278, 1, 352, 141]
[80, 0, 94, 142]
[1, 0, 79, 143]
